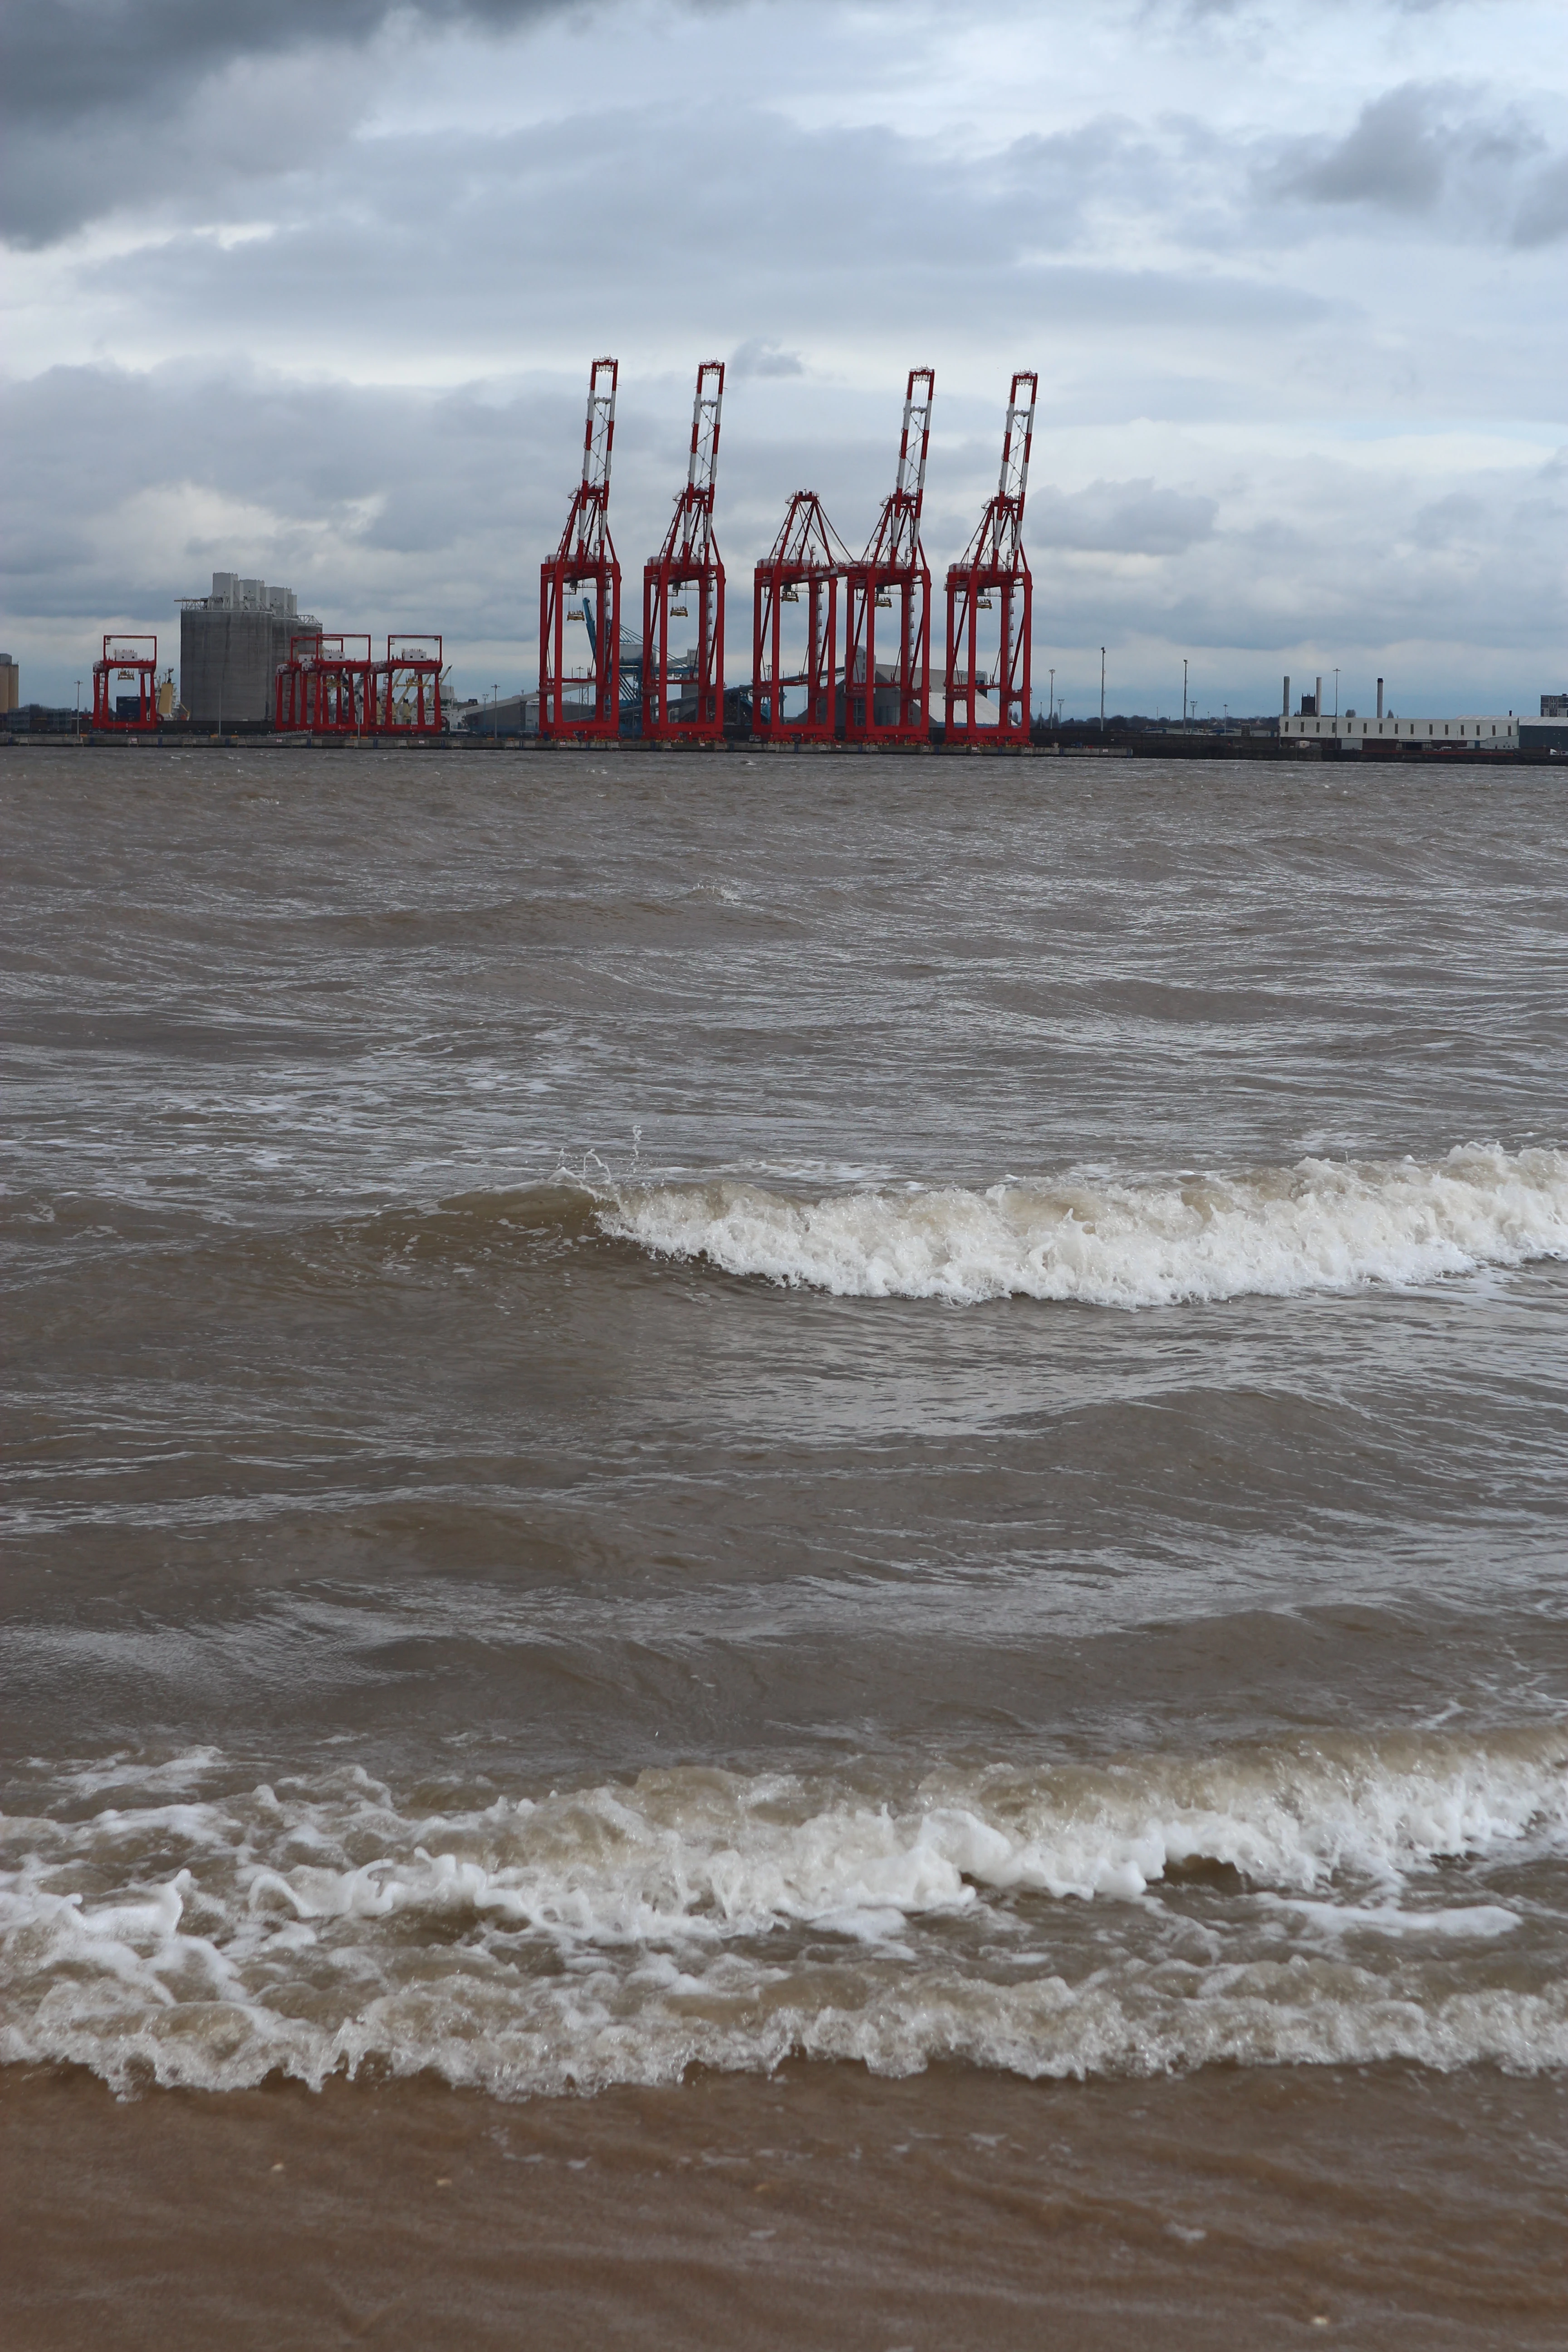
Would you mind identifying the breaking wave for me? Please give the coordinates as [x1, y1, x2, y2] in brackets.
[598, 1144, 1568, 1306]
[4, 1726, 1565, 2097]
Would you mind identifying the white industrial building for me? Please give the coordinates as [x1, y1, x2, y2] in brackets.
[1279, 712, 1519, 748]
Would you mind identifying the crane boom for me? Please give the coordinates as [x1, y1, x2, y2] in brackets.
[688, 360, 723, 499]
[974, 368, 1036, 570]
[896, 367, 936, 521]
[582, 356, 617, 497]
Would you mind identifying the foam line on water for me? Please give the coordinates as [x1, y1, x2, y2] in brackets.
[597, 1144, 1568, 1306]
[3, 1727, 1565, 2096]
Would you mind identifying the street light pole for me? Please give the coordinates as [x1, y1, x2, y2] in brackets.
[1182, 657, 1188, 727]
[1333, 666, 1340, 717]
[1048, 667, 1055, 727]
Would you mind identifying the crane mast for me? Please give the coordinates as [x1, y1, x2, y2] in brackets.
[844, 367, 936, 745]
[752, 490, 853, 744]
[539, 357, 622, 740]
[945, 370, 1037, 745]
[643, 361, 727, 740]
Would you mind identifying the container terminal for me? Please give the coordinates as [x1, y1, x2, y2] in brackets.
[5, 363, 1565, 761]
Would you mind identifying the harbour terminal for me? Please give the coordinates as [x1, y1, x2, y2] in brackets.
[5, 364, 1565, 762]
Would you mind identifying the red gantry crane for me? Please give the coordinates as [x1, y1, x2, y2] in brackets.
[372, 635, 445, 734]
[274, 633, 375, 733]
[643, 362, 726, 742]
[844, 368, 935, 748]
[752, 492, 852, 745]
[945, 372, 1037, 746]
[539, 358, 620, 742]
[91, 634, 160, 729]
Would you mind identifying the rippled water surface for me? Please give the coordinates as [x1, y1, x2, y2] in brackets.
[3, 745, 1566, 2104]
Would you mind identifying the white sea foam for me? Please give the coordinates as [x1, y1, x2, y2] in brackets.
[597, 1144, 1568, 1306]
[3, 1728, 1565, 2096]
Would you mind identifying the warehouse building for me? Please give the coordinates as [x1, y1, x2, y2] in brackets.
[179, 573, 318, 725]
[1279, 711, 1520, 749]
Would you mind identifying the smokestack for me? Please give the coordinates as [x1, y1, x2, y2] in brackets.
[1376, 677, 1384, 720]
[1282, 675, 1290, 718]
[1315, 675, 1323, 717]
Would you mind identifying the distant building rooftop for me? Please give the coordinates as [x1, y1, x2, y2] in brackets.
[180, 572, 301, 618]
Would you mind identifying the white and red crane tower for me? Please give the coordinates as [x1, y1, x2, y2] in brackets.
[643, 362, 727, 742]
[845, 368, 935, 747]
[539, 357, 621, 742]
[944, 371, 1037, 746]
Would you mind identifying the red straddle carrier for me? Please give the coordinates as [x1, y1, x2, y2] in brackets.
[845, 369, 935, 747]
[91, 635, 159, 728]
[540, 358, 621, 742]
[274, 635, 375, 732]
[373, 635, 444, 733]
[944, 372, 1037, 746]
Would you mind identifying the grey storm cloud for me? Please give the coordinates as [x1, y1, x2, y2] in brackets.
[0, 0, 589, 242]
[1512, 155, 1568, 246]
[1264, 80, 1568, 242]
[51, 102, 1318, 391]
[1030, 480, 1217, 556]
[2, 0, 573, 121]
[729, 342, 807, 381]
[1281, 85, 1450, 211]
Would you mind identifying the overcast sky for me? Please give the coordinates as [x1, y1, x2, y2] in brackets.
[3, 0, 1565, 715]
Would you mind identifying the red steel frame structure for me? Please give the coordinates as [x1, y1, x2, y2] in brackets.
[274, 633, 375, 733]
[373, 634, 444, 733]
[643, 362, 726, 742]
[752, 492, 852, 744]
[944, 371, 1038, 745]
[91, 634, 159, 728]
[540, 358, 620, 742]
[844, 368, 935, 747]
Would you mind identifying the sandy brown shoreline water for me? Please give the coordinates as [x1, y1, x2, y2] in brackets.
[4, 748, 1566, 2341]
[5, 2061, 1566, 2350]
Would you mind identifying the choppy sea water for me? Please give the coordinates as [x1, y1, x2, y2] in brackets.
[3, 746, 1565, 2103]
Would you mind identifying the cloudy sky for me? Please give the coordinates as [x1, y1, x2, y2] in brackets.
[4, 0, 1565, 716]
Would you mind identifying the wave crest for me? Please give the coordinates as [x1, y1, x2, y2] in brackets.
[3, 1727, 1564, 2096]
[598, 1145, 1568, 1306]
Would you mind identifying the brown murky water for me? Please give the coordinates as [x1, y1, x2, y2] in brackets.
[3, 745, 1566, 2340]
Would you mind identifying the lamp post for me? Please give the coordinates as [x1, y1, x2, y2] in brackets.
[1048, 667, 1055, 727]
[1333, 666, 1340, 717]
[1182, 657, 1188, 727]
[492, 683, 499, 740]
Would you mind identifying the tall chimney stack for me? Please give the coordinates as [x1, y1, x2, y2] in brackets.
[1376, 677, 1384, 720]
[1315, 675, 1323, 717]
[1282, 675, 1290, 718]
